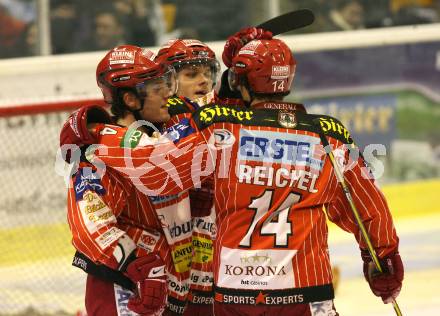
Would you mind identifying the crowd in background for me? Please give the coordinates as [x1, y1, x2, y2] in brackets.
[1, 0, 439, 59]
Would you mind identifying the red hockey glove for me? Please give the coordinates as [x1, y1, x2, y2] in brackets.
[59, 105, 111, 161]
[189, 177, 214, 217]
[222, 27, 273, 67]
[189, 187, 214, 217]
[361, 249, 404, 303]
[125, 254, 167, 315]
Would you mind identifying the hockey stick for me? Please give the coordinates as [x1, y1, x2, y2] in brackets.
[313, 120, 403, 316]
[256, 9, 315, 35]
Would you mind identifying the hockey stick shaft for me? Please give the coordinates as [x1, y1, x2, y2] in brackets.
[256, 9, 315, 35]
[314, 122, 403, 316]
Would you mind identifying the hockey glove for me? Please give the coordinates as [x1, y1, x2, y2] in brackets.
[189, 186, 214, 217]
[222, 27, 273, 67]
[125, 254, 167, 315]
[361, 249, 404, 303]
[60, 104, 112, 162]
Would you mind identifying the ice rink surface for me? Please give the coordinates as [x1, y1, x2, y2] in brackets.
[329, 212, 440, 315]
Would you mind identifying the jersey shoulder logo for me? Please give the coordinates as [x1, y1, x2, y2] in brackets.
[278, 111, 297, 129]
[165, 118, 196, 143]
[167, 97, 192, 116]
[74, 167, 106, 200]
[311, 114, 353, 144]
[193, 104, 254, 129]
[211, 129, 235, 147]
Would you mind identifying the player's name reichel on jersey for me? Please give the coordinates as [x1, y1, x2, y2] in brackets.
[87, 101, 399, 306]
[67, 162, 189, 314]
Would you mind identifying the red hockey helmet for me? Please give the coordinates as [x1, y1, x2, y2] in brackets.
[228, 39, 296, 95]
[155, 39, 220, 84]
[96, 45, 176, 104]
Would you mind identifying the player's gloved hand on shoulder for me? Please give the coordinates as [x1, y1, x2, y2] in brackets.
[124, 253, 167, 316]
[60, 105, 111, 147]
[361, 248, 404, 303]
[59, 104, 112, 163]
[222, 27, 273, 67]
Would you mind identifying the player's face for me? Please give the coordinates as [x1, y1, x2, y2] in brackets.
[140, 79, 172, 123]
[177, 64, 214, 101]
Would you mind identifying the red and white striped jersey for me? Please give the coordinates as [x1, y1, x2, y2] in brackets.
[166, 95, 242, 306]
[66, 162, 188, 312]
[88, 101, 399, 305]
[67, 163, 166, 269]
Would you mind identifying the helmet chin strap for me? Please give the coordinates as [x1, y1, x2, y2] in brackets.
[240, 81, 254, 108]
[131, 93, 146, 122]
[133, 107, 144, 122]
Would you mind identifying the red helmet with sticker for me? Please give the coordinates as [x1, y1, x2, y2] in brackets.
[96, 45, 176, 103]
[228, 39, 296, 95]
[155, 39, 220, 83]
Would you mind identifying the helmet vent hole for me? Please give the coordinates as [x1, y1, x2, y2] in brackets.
[168, 53, 186, 61]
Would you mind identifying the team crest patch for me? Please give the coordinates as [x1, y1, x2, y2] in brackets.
[166, 118, 195, 143]
[137, 230, 160, 253]
[278, 111, 297, 129]
[271, 65, 290, 79]
[109, 49, 134, 65]
[211, 129, 235, 148]
[74, 169, 106, 200]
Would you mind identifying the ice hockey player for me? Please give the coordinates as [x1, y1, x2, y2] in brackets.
[61, 44, 190, 315]
[61, 32, 404, 316]
[156, 38, 222, 316]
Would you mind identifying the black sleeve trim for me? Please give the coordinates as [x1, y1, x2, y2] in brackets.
[72, 251, 135, 290]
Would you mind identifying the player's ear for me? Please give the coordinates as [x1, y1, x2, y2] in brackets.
[122, 91, 140, 111]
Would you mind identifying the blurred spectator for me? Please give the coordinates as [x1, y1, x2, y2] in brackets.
[279, 0, 332, 34]
[171, 0, 250, 41]
[86, 8, 127, 51]
[160, 0, 198, 39]
[0, 0, 35, 23]
[0, 4, 25, 58]
[14, 21, 38, 57]
[90, 0, 159, 47]
[49, 0, 161, 54]
[362, 0, 394, 28]
[112, 0, 157, 46]
[23, 21, 38, 55]
[279, 0, 437, 32]
[50, 0, 78, 54]
[145, 0, 166, 45]
[322, 0, 365, 31]
[391, 3, 439, 25]
[3, 0, 440, 58]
